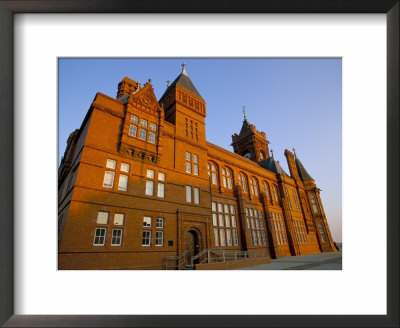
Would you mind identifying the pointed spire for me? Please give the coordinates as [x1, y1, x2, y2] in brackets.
[181, 62, 187, 75]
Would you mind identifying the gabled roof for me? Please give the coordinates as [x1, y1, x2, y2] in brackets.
[160, 72, 203, 100]
[258, 157, 289, 176]
[295, 157, 314, 180]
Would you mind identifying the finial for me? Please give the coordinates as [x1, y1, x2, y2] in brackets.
[148, 78, 152, 83]
[137, 81, 141, 88]
[167, 79, 171, 87]
[270, 149, 274, 158]
[242, 106, 247, 120]
[292, 147, 297, 158]
[181, 62, 187, 75]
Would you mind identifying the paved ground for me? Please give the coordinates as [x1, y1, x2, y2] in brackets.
[239, 251, 342, 270]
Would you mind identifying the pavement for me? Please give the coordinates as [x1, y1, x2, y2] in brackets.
[239, 251, 342, 270]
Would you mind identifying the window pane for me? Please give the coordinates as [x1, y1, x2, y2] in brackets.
[218, 203, 223, 212]
[257, 231, 262, 245]
[139, 129, 147, 140]
[219, 229, 226, 246]
[255, 219, 260, 229]
[145, 180, 154, 195]
[186, 162, 191, 173]
[185, 152, 191, 161]
[249, 209, 254, 217]
[146, 169, 154, 178]
[225, 214, 230, 227]
[260, 219, 264, 229]
[142, 231, 151, 246]
[148, 132, 156, 143]
[212, 202, 217, 212]
[193, 154, 198, 163]
[230, 205, 235, 214]
[97, 211, 108, 224]
[103, 171, 114, 188]
[113, 213, 124, 225]
[212, 213, 218, 226]
[218, 214, 224, 226]
[194, 187, 200, 204]
[214, 228, 219, 246]
[251, 218, 255, 229]
[158, 172, 165, 181]
[231, 215, 236, 227]
[129, 125, 137, 137]
[212, 173, 217, 184]
[252, 231, 258, 245]
[118, 174, 128, 191]
[94, 228, 106, 245]
[157, 183, 165, 198]
[143, 216, 151, 227]
[193, 164, 199, 175]
[222, 176, 227, 188]
[226, 229, 232, 246]
[150, 122, 157, 131]
[227, 178, 232, 189]
[186, 186, 192, 202]
[233, 229, 239, 246]
[121, 163, 130, 173]
[106, 159, 116, 169]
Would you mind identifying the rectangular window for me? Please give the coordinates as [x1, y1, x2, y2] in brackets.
[93, 228, 106, 245]
[129, 125, 137, 137]
[193, 154, 198, 163]
[193, 187, 200, 204]
[97, 211, 108, 224]
[185, 186, 192, 202]
[121, 163, 130, 173]
[139, 128, 147, 140]
[145, 180, 154, 196]
[118, 174, 128, 191]
[148, 132, 156, 143]
[214, 228, 219, 246]
[106, 159, 116, 169]
[111, 229, 122, 246]
[185, 152, 191, 161]
[140, 119, 148, 128]
[131, 115, 138, 123]
[155, 231, 163, 246]
[212, 213, 218, 226]
[143, 216, 152, 227]
[156, 217, 164, 228]
[142, 231, 151, 246]
[113, 213, 124, 225]
[219, 229, 226, 246]
[193, 164, 199, 175]
[157, 183, 165, 198]
[158, 172, 165, 181]
[226, 229, 233, 246]
[103, 171, 115, 188]
[150, 122, 157, 131]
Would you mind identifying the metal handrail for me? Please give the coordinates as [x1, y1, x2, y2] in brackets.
[165, 251, 188, 270]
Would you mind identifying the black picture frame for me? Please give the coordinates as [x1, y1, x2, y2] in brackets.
[0, 1, 398, 327]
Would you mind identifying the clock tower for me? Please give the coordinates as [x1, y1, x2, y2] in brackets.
[231, 108, 270, 162]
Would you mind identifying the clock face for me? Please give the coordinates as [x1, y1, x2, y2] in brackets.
[244, 152, 251, 159]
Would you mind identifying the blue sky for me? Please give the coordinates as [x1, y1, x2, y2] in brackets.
[58, 58, 342, 242]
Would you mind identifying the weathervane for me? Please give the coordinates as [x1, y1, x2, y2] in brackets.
[242, 106, 247, 120]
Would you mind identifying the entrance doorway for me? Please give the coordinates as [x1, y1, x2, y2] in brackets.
[185, 230, 199, 264]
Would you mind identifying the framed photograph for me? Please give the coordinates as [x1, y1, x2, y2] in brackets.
[0, 1, 398, 327]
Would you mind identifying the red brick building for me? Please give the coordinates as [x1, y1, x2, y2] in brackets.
[58, 64, 337, 270]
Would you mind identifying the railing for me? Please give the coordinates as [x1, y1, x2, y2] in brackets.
[166, 249, 269, 270]
[165, 251, 188, 270]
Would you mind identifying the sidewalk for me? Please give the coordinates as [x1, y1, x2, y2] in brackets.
[238, 251, 342, 270]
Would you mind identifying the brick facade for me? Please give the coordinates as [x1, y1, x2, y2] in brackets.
[58, 66, 337, 270]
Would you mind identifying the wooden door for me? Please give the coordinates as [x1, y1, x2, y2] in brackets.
[185, 231, 197, 264]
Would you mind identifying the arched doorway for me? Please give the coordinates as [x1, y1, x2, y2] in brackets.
[185, 230, 200, 265]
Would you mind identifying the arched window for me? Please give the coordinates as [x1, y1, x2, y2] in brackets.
[222, 167, 233, 189]
[208, 162, 218, 185]
[250, 177, 259, 196]
[271, 185, 279, 201]
[262, 181, 270, 198]
[310, 193, 319, 213]
[238, 173, 248, 193]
